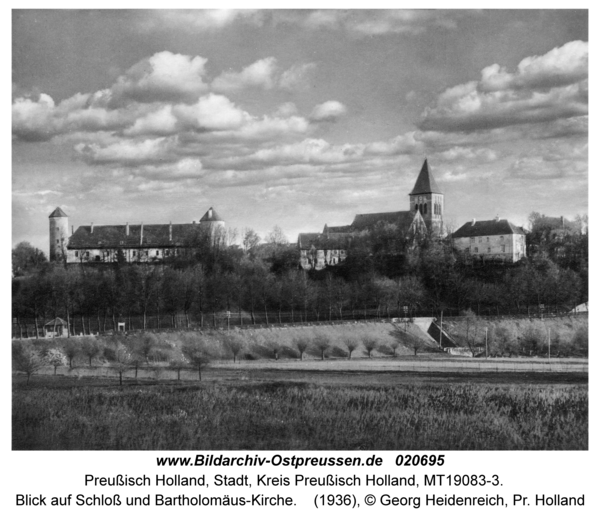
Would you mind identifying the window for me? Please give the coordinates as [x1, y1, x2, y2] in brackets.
[478, 237, 482, 243]
[500, 235, 504, 241]
[470, 237, 475, 242]
[474, 247, 478, 253]
[487, 247, 491, 253]
[501, 245, 506, 252]
[75, 251, 79, 258]
[156, 250, 160, 256]
[424, 203, 427, 215]
[56, 239, 59, 244]
[486, 237, 489, 242]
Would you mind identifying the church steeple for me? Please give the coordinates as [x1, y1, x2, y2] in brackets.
[410, 159, 442, 195]
[409, 159, 444, 235]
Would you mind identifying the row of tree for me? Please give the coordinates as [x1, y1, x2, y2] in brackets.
[12, 213, 587, 336]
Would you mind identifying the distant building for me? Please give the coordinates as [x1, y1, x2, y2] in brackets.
[452, 217, 526, 263]
[44, 317, 69, 338]
[49, 207, 225, 264]
[298, 159, 441, 270]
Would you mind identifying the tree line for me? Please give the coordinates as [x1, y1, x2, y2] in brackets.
[12, 213, 587, 337]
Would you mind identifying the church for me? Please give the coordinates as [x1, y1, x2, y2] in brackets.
[298, 159, 444, 270]
[49, 207, 225, 264]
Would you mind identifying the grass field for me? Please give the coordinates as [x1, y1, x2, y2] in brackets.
[13, 372, 587, 450]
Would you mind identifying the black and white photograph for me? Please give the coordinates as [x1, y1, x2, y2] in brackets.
[11, 7, 588, 458]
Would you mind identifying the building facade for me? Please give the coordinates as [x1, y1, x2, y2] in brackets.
[298, 159, 442, 270]
[452, 218, 526, 263]
[49, 207, 225, 264]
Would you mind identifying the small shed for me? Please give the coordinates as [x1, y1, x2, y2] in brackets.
[44, 317, 69, 338]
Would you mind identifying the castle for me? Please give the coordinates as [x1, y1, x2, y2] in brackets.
[49, 207, 224, 264]
[298, 159, 443, 270]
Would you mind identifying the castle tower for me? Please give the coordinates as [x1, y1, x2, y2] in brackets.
[49, 207, 69, 261]
[409, 159, 444, 235]
[199, 207, 225, 242]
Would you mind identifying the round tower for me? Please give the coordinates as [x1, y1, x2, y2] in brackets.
[199, 207, 225, 241]
[49, 207, 69, 261]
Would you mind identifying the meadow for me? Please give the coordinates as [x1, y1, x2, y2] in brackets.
[13, 374, 587, 450]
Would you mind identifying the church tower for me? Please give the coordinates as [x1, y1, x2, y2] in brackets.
[49, 207, 69, 261]
[409, 159, 444, 235]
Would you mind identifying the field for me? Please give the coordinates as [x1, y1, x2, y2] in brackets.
[13, 370, 587, 450]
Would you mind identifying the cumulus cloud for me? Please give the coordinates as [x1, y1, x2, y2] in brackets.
[111, 51, 209, 104]
[309, 101, 348, 122]
[212, 58, 277, 92]
[420, 41, 588, 133]
[75, 137, 177, 166]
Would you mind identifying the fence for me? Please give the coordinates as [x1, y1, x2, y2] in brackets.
[11, 306, 587, 339]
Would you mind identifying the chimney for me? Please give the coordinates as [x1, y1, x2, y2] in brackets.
[169, 222, 172, 242]
[71, 225, 74, 236]
[208, 208, 213, 219]
[471, 218, 476, 226]
[140, 222, 144, 245]
[91, 222, 94, 234]
[126, 222, 129, 236]
[495, 215, 500, 222]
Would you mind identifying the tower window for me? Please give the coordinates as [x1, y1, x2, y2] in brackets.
[424, 203, 427, 215]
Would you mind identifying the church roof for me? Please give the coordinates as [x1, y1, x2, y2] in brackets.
[200, 207, 223, 222]
[68, 223, 204, 249]
[298, 232, 351, 250]
[452, 219, 526, 238]
[323, 224, 353, 234]
[409, 159, 442, 195]
[351, 211, 415, 231]
[49, 207, 68, 218]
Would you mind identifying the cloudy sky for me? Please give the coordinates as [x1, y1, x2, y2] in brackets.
[12, 9, 588, 253]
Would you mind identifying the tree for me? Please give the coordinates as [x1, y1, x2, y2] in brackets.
[112, 345, 132, 386]
[80, 337, 101, 367]
[242, 228, 261, 255]
[182, 341, 210, 380]
[12, 242, 47, 277]
[343, 337, 359, 359]
[294, 337, 309, 360]
[456, 309, 482, 355]
[45, 348, 67, 375]
[265, 339, 282, 360]
[313, 334, 330, 360]
[12, 341, 46, 384]
[63, 339, 80, 369]
[221, 334, 244, 363]
[266, 225, 288, 245]
[362, 336, 378, 359]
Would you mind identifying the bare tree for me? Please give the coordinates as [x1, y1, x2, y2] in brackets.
[294, 337, 309, 360]
[362, 336, 378, 359]
[344, 337, 359, 359]
[182, 341, 210, 380]
[313, 334, 330, 360]
[221, 334, 244, 363]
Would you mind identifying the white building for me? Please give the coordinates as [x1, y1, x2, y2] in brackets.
[452, 218, 526, 263]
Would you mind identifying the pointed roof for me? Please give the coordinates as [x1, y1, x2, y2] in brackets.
[409, 159, 442, 195]
[49, 207, 68, 218]
[200, 207, 223, 222]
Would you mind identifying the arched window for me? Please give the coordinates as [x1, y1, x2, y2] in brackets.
[424, 203, 427, 215]
[415, 204, 418, 212]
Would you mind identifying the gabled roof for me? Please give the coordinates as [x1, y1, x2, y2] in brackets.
[351, 210, 415, 231]
[452, 219, 526, 238]
[298, 232, 351, 250]
[44, 317, 68, 327]
[68, 223, 204, 249]
[49, 207, 68, 218]
[409, 159, 442, 195]
[200, 207, 223, 222]
[323, 224, 353, 234]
